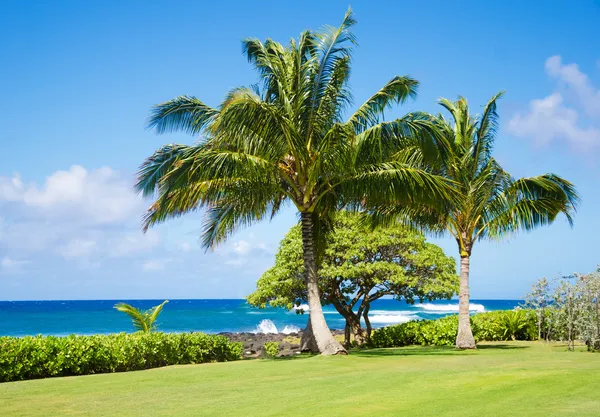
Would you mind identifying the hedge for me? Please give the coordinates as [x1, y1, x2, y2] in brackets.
[0, 332, 243, 382]
[371, 310, 537, 348]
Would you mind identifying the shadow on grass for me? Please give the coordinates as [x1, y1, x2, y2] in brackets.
[272, 353, 318, 361]
[350, 343, 530, 357]
[476, 344, 529, 350]
[350, 346, 462, 357]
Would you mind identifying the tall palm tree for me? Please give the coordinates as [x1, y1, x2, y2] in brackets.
[377, 92, 579, 348]
[135, 9, 455, 355]
[114, 300, 169, 333]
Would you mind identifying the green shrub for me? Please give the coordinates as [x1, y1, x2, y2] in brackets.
[0, 332, 243, 383]
[371, 310, 537, 348]
[263, 341, 280, 358]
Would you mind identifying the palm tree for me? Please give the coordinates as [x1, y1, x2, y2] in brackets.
[135, 9, 455, 355]
[379, 93, 579, 348]
[114, 300, 169, 333]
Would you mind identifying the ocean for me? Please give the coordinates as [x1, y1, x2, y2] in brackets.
[0, 299, 521, 337]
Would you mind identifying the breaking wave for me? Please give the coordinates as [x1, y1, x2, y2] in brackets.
[415, 303, 485, 313]
[368, 310, 418, 324]
[254, 320, 301, 334]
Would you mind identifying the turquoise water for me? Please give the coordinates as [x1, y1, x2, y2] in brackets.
[0, 299, 520, 337]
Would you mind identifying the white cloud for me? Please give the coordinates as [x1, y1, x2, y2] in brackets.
[217, 238, 272, 267]
[232, 240, 251, 255]
[508, 93, 600, 150]
[57, 239, 97, 259]
[545, 56, 600, 117]
[142, 259, 170, 271]
[179, 242, 192, 252]
[108, 230, 160, 257]
[0, 166, 159, 261]
[508, 56, 600, 151]
[0, 165, 142, 224]
[1, 257, 30, 273]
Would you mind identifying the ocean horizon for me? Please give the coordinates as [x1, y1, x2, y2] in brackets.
[0, 299, 521, 337]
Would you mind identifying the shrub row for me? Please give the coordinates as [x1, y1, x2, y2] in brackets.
[0, 332, 243, 382]
[370, 310, 537, 348]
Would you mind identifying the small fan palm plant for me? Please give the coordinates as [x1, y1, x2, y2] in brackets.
[114, 300, 169, 333]
[498, 310, 530, 341]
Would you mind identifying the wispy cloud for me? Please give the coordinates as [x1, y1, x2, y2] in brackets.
[508, 56, 600, 152]
[0, 165, 142, 224]
[108, 230, 160, 258]
[56, 239, 98, 260]
[1, 257, 30, 273]
[142, 259, 170, 272]
[0, 166, 156, 260]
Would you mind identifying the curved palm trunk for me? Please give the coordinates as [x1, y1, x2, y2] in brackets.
[300, 213, 347, 355]
[456, 255, 476, 349]
[300, 319, 318, 352]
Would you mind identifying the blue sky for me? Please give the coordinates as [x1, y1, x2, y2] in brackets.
[1, 0, 599, 300]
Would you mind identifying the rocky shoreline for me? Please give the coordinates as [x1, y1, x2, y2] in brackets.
[220, 330, 345, 357]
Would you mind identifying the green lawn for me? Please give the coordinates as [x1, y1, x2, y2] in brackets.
[1, 342, 599, 416]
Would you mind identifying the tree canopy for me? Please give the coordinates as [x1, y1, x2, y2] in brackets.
[370, 93, 579, 348]
[136, 9, 456, 355]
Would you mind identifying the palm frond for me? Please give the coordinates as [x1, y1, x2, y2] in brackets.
[114, 303, 150, 332]
[148, 300, 169, 326]
[114, 301, 169, 333]
[482, 174, 580, 239]
[347, 76, 419, 133]
[135, 144, 194, 197]
[472, 91, 504, 173]
[148, 96, 218, 135]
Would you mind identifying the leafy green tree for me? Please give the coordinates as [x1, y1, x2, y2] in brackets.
[374, 93, 579, 348]
[524, 277, 551, 340]
[114, 300, 169, 333]
[247, 212, 458, 347]
[572, 269, 600, 351]
[136, 10, 455, 354]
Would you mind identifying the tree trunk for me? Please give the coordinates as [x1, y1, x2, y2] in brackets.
[300, 319, 318, 353]
[363, 302, 372, 341]
[300, 213, 346, 355]
[456, 255, 476, 349]
[344, 320, 351, 348]
[347, 315, 367, 346]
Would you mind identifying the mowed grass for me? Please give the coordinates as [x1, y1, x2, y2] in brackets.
[1, 342, 599, 417]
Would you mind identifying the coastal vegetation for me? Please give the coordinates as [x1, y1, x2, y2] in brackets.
[370, 310, 536, 348]
[2, 342, 599, 416]
[135, 9, 457, 355]
[524, 270, 600, 351]
[2, 300, 598, 382]
[135, 9, 578, 353]
[0, 332, 242, 382]
[247, 212, 458, 346]
[369, 94, 579, 349]
[114, 300, 169, 333]
[263, 341, 280, 358]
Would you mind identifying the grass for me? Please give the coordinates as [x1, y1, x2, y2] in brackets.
[1, 342, 599, 416]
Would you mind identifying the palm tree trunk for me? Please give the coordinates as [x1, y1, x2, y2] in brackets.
[456, 255, 476, 349]
[300, 213, 346, 355]
[300, 319, 318, 352]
